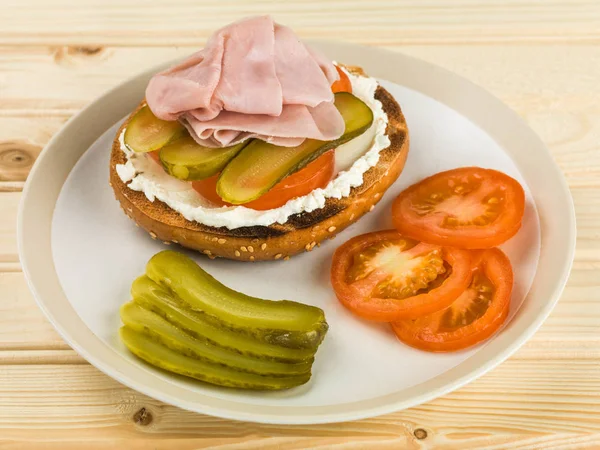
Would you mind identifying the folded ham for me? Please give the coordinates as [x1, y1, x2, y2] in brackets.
[145, 15, 345, 148]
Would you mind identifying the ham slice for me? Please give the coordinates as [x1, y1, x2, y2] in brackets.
[145, 15, 344, 148]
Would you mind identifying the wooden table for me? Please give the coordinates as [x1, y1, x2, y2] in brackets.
[1, 1, 600, 448]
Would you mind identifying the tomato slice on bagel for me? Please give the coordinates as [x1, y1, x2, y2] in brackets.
[330, 230, 473, 322]
[392, 167, 525, 249]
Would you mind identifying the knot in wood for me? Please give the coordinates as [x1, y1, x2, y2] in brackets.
[414, 428, 428, 440]
[132, 407, 153, 426]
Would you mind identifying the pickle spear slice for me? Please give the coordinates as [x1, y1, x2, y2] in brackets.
[131, 276, 316, 362]
[120, 327, 311, 390]
[124, 105, 184, 153]
[217, 92, 374, 204]
[121, 301, 312, 376]
[159, 136, 247, 181]
[145, 251, 328, 350]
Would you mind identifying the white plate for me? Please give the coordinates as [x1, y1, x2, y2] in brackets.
[18, 42, 576, 424]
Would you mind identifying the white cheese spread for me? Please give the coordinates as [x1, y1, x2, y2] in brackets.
[116, 68, 391, 229]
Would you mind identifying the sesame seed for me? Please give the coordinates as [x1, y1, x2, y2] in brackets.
[369, 205, 375, 211]
[240, 246, 248, 252]
[172, 240, 179, 244]
[217, 238, 226, 244]
[211, 237, 218, 242]
[374, 193, 381, 199]
[235, 250, 241, 257]
[135, 223, 139, 228]
[163, 241, 171, 245]
[127, 207, 133, 213]
[350, 213, 355, 220]
[248, 246, 254, 253]
[284, 256, 290, 261]
[305, 243, 311, 251]
[328, 226, 336, 233]
[149, 232, 157, 240]
[261, 243, 267, 250]
[250, 256, 255, 261]
[274, 253, 283, 260]
[203, 250, 212, 255]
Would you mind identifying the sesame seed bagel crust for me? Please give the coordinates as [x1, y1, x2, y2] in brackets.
[109, 66, 409, 261]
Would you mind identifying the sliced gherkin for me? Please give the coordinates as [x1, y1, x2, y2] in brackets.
[120, 327, 311, 390]
[120, 301, 312, 376]
[124, 105, 184, 153]
[159, 136, 247, 181]
[145, 251, 328, 350]
[216, 92, 374, 204]
[131, 275, 316, 362]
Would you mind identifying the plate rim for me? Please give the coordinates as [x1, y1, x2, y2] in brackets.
[18, 41, 576, 424]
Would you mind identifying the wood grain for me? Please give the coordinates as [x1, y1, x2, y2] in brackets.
[1, 0, 600, 46]
[2, 0, 600, 448]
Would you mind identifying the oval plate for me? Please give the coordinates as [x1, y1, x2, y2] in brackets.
[18, 42, 575, 424]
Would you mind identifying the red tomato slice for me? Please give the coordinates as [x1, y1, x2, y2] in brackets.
[331, 66, 352, 94]
[392, 248, 513, 352]
[392, 167, 525, 249]
[330, 230, 473, 322]
[148, 150, 161, 164]
[192, 151, 335, 211]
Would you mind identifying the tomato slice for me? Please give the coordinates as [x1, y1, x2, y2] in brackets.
[392, 248, 513, 352]
[330, 230, 473, 322]
[192, 150, 335, 210]
[331, 66, 352, 94]
[148, 150, 161, 164]
[392, 167, 525, 249]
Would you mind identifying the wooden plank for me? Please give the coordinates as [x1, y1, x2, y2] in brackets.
[0, 272, 67, 350]
[0, 363, 600, 448]
[0, 193, 20, 263]
[1, 256, 600, 353]
[1, 44, 599, 188]
[0, 0, 599, 46]
[11, 192, 600, 269]
[0, 349, 83, 365]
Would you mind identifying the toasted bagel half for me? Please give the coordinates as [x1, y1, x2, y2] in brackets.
[110, 67, 409, 261]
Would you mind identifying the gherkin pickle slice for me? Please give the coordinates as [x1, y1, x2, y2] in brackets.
[159, 136, 247, 181]
[216, 92, 374, 204]
[124, 105, 184, 153]
[121, 302, 312, 376]
[120, 327, 311, 390]
[145, 251, 328, 350]
[131, 276, 316, 362]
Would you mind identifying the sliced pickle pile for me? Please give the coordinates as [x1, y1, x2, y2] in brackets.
[120, 328, 311, 390]
[120, 250, 328, 390]
[130, 276, 316, 362]
[159, 136, 247, 181]
[145, 250, 328, 349]
[124, 105, 184, 153]
[216, 92, 374, 204]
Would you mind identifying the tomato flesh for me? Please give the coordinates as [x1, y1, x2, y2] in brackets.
[193, 150, 335, 210]
[392, 167, 525, 248]
[148, 150, 161, 164]
[331, 65, 352, 94]
[330, 230, 473, 322]
[392, 248, 513, 352]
